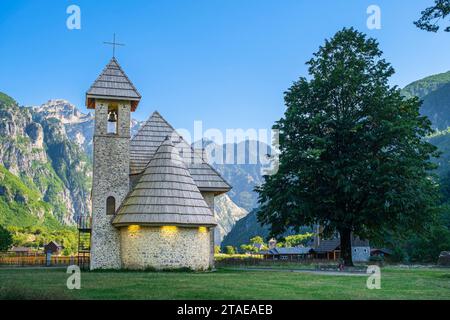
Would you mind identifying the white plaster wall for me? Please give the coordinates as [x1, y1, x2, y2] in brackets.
[352, 246, 370, 262]
[120, 226, 212, 270]
[202, 192, 215, 210]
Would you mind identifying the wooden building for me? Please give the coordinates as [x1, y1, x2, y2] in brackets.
[9, 246, 32, 256]
[44, 241, 64, 255]
[370, 248, 393, 258]
[260, 247, 313, 261]
[311, 238, 370, 262]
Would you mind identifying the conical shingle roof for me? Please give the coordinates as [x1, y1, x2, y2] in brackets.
[112, 137, 217, 227]
[130, 111, 231, 193]
[86, 57, 141, 110]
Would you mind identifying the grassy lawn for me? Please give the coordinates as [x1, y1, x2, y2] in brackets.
[0, 267, 449, 300]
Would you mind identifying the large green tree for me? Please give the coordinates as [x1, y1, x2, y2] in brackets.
[415, 0, 450, 32]
[0, 225, 13, 252]
[256, 28, 440, 266]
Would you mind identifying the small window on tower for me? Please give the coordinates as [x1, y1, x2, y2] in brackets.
[107, 105, 118, 134]
[106, 196, 116, 215]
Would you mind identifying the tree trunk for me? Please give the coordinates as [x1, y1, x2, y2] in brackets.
[339, 228, 354, 267]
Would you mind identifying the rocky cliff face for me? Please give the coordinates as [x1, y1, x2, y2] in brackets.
[33, 100, 143, 158]
[214, 194, 247, 242]
[0, 94, 91, 225]
[33, 100, 95, 157]
[0, 101, 46, 176]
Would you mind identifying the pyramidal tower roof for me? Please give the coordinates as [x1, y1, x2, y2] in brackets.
[86, 57, 141, 110]
[112, 137, 217, 227]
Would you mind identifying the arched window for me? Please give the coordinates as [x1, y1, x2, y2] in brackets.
[106, 196, 116, 215]
[107, 105, 118, 135]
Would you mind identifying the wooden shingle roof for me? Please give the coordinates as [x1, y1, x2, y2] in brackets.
[312, 237, 370, 253]
[130, 111, 231, 194]
[261, 247, 312, 255]
[86, 58, 141, 110]
[112, 137, 217, 227]
[313, 239, 340, 254]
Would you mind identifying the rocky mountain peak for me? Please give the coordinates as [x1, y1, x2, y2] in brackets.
[32, 100, 93, 125]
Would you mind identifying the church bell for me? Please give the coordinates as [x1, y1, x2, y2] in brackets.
[108, 111, 118, 122]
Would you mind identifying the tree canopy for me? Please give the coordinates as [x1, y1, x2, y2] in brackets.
[0, 225, 13, 252]
[256, 28, 440, 266]
[415, 0, 450, 32]
[284, 234, 314, 248]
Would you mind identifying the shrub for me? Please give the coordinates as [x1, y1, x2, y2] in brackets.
[369, 255, 384, 262]
[225, 246, 236, 255]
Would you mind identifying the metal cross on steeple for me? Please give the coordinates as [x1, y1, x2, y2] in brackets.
[103, 33, 125, 58]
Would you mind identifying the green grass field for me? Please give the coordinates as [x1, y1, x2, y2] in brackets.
[0, 267, 449, 300]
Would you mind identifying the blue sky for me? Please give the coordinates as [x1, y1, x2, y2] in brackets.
[1, 0, 450, 134]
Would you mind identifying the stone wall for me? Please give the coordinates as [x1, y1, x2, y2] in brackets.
[91, 100, 131, 270]
[120, 226, 212, 270]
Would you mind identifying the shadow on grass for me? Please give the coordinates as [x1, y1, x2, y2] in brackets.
[87, 266, 207, 273]
[0, 286, 73, 300]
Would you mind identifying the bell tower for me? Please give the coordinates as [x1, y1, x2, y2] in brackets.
[86, 57, 141, 269]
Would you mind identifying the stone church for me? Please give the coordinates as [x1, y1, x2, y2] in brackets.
[86, 58, 231, 270]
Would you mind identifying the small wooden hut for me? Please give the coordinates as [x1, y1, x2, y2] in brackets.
[44, 241, 64, 255]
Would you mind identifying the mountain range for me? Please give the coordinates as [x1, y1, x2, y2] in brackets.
[0, 95, 248, 242]
[400, 71, 450, 177]
[402, 71, 450, 131]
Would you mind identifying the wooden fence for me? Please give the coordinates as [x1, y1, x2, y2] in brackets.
[0, 254, 89, 267]
[215, 256, 338, 268]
